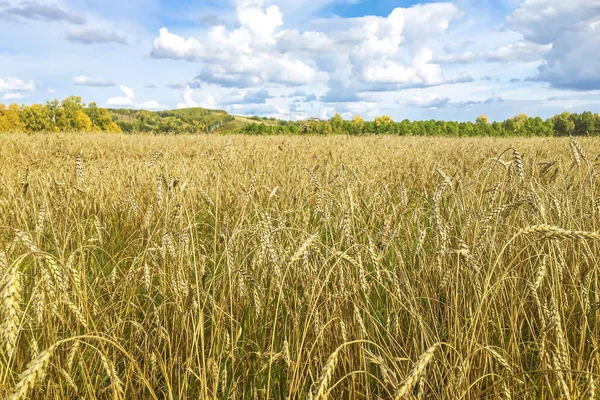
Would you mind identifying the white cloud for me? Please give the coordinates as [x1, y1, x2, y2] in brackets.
[67, 28, 128, 45]
[407, 95, 451, 109]
[107, 86, 168, 109]
[506, 0, 598, 45]
[242, 88, 273, 103]
[345, 4, 464, 89]
[138, 100, 167, 110]
[150, 1, 466, 94]
[0, 77, 35, 93]
[107, 85, 135, 106]
[151, 28, 202, 61]
[433, 51, 476, 64]
[505, 0, 600, 90]
[73, 75, 115, 87]
[405, 94, 503, 109]
[200, 95, 218, 109]
[276, 30, 335, 53]
[152, 22, 327, 87]
[176, 86, 199, 109]
[0, 2, 85, 24]
[2, 92, 23, 100]
[236, 0, 283, 45]
[486, 41, 551, 63]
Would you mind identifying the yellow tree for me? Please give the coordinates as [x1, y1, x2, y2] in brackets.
[476, 115, 489, 125]
[374, 115, 393, 133]
[349, 115, 364, 135]
[75, 110, 93, 132]
[330, 113, 344, 134]
[0, 103, 24, 132]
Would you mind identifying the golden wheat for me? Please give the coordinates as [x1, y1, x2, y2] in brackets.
[0, 134, 598, 399]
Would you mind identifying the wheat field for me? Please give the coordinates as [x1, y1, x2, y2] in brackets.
[1, 134, 599, 399]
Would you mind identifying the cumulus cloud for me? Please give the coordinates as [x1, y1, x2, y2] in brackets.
[320, 82, 364, 103]
[199, 14, 226, 27]
[506, 0, 600, 90]
[407, 95, 451, 109]
[448, 72, 474, 84]
[1, 2, 85, 24]
[276, 29, 335, 53]
[433, 51, 476, 64]
[339, 4, 464, 89]
[283, 89, 307, 98]
[485, 41, 551, 63]
[242, 89, 273, 103]
[150, 28, 201, 61]
[150, 1, 466, 93]
[107, 86, 135, 106]
[0, 77, 36, 93]
[152, 25, 327, 87]
[138, 100, 167, 110]
[3, 92, 23, 100]
[528, 27, 600, 90]
[406, 94, 503, 109]
[73, 75, 115, 87]
[506, 0, 598, 45]
[176, 86, 199, 109]
[457, 95, 503, 108]
[200, 95, 218, 109]
[67, 28, 127, 45]
[166, 83, 186, 90]
[106, 86, 166, 109]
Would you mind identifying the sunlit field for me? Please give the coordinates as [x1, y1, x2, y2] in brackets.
[1, 134, 599, 399]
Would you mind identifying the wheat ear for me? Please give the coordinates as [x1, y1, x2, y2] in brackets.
[394, 344, 439, 399]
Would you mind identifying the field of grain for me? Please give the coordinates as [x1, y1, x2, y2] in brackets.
[1, 134, 599, 399]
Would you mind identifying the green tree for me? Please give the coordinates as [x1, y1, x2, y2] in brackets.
[57, 96, 92, 131]
[85, 103, 121, 132]
[573, 111, 595, 135]
[20, 104, 55, 132]
[553, 112, 575, 136]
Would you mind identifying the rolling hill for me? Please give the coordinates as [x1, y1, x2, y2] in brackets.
[107, 107, 280, 134]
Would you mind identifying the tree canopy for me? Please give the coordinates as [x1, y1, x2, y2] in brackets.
[240, 111, 599, 137]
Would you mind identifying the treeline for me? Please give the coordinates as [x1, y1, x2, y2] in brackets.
[0, 96, 121, 133]
[3, 96, 599, 137]
[112, 108, 234, 134]
[0, 97, 234, 134]
[241, 112, 600, 136]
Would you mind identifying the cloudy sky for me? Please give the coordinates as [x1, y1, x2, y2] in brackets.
[1, 0, 599, 121]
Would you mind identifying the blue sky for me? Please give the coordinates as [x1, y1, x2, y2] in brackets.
[0, 0, 599, 121]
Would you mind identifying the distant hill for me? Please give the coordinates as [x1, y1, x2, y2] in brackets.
[108, 107, 236, 134]
[107, 107, 284, 134]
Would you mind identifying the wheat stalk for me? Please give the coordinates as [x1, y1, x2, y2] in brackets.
[309, 345, 342, 400]
[394, 344, 439, 399]
[517, 225, 600, 241]
[1, 265, 21, 358]
[9, 343, 58, 400]
[75, 152, 85, 185]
